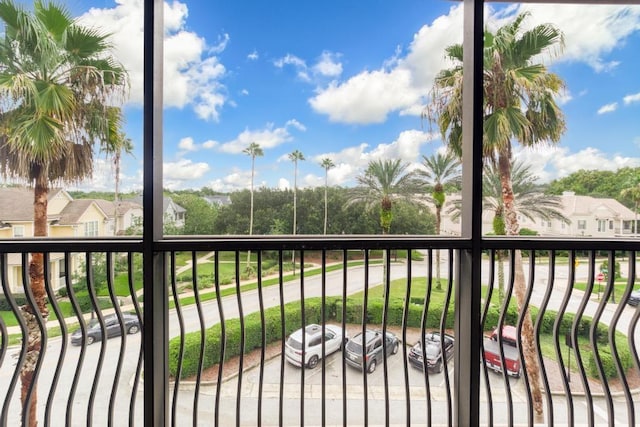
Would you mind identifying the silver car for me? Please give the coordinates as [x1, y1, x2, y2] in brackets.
[284, 324, 346, 368]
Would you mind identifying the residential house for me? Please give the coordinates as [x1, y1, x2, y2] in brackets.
[125, 195, 186, 229]
[203, 195, 231, 207]
[0, 187, 113, 293]
[437, 191, 637, 238]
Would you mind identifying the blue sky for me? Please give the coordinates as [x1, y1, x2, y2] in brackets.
[16, 1, 640, 193]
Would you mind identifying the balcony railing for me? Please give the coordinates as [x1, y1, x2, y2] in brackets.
[1, 237, 639, 426]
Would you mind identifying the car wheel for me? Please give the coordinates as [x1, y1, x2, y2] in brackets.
[367, 359, 377, 374]
[86, 336, 95, 345]
[392, 342, 399, 355]
[127, 325, 140, 334]
[307, 355, 319, 369]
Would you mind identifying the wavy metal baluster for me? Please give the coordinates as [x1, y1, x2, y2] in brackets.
[381, 248, 391, 427]
[341, 249, 348, 427]
[278, 250, 285, 427]
[86, 252, 108, 426]
[533, 250, 557, 427]
[257, 251, 266, 427]
[589, 251, 615, 426]
[479, 250, 495, 427]
[127, 252, 143, 426]
[608, 251, 635, 425]
[362, 250, 370, 427]
[234, 250, 245, 427]
[214, 250, 226, 427]
[520, 250, 540, 426]
[65, 252, 87, 426]
[105, 252, 127, 427]
[401, 247, 412, 426]
[191, 251, 206, 426]
[43, 252, 68, 427]
[498, 250, 516, 425]
[572, 251, 596, 427]
[320, 249, 327, 427]
[20, 251, 48, 427]
[169, 251, 184, 426]
[552, 250, 576, 425]
[440, 248, 454, 427]
[628, 251, 640, 423]
[420, 249, 434, 427]
[0, 253, 28, 427]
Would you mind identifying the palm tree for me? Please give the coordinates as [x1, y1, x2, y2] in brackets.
[320, 157, 335, 234]
[348, 159, 419, 289]
[450, 160, 570, 299]
[621, 183, 640, 235]
[102, 107, 133, 234]
[243, 142, 263, 268]
[415, 152, 461, 290]
[0, 1, 127, 425]
[348, 159, 419, 234]
[431, 12, 566, 421]
[288, 150, 304, 270]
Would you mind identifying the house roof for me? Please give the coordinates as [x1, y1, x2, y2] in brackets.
[57, 199, 108, 225]
[560, 192, 635, 220]
[125, 195, 185, 213]
[0, 187, 67, 221]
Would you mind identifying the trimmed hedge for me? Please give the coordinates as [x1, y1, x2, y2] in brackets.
[169, 296, 633, 381]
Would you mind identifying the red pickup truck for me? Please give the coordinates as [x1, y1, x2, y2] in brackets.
[483, 325, 521, 378]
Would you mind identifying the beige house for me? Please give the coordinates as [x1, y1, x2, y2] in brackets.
[438, 191, 637, 238]
[0, 187, 125, 293]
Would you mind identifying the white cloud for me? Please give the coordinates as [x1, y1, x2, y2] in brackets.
[202, 139, 218, 149]
[278, 178, 290, 190]
[247, 50, 259, 61]
[515, 146, 640, 182]
[309, 3, 640, 125]
[274, 54, 307, 69]
[309, 68, 420, 124]
[178, 137, 197, 151]
[623, 92, 640, 105]
[208, 168, 253, 192]
[285, 119, 307, 132]
[79, 0, 229, 121]
[218, 121, 303, 154]
[164, 159, 210, 180]
[516, 4, 640, 71]
[312, 51, 343, 77]
[597, 103, 618, 114]
[241, 89, 249, 96]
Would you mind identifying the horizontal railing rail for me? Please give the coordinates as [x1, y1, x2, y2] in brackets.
[1, 237, 639, 426]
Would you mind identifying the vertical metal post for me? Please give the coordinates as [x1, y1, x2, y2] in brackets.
[143, 0, 167, 425]
[455, 0, 484, 426]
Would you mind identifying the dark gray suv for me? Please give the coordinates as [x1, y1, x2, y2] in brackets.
[344, 330, 399, 373]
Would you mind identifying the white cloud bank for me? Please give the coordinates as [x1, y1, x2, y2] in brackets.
[79, 0, 229, 121]
[309, 3, 640, 125]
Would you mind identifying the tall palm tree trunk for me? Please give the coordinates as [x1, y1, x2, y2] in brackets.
[247, 157, 255, 269]
[323, 180, 328, 235]
[21, 177, 49, 427]
[498, 152, 543, 421]
[113, 152, 121, 234]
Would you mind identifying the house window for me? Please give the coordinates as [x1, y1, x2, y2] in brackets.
[577, 220, 586, 230]
[84, 221, 99, 237]
[609, 221, 613, 230]
[597, 220, 606, 232]
[13, 225, 24, 237]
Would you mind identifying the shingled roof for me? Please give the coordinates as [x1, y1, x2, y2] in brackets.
[0, 187, 66, 221]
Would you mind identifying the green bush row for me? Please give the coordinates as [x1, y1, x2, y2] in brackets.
[169, 296, 633, 381]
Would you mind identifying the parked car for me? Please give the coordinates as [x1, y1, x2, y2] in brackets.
[483, 326, 521, 377]
[628, 289, 640, 306]
[284, 324, 346, 368]
[70, 312, 140, 346]
[408, 332, 455, 373]
[344, 330, 399, 373]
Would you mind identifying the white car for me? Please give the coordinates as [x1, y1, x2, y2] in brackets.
[284, 324, 347, 368]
